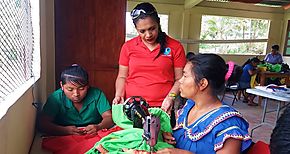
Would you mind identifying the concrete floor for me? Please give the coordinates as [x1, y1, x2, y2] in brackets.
[222, 92, 285, 144]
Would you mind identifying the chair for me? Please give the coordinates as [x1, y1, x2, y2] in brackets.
[221, 64, 244, 105]
[222, 82, 246, 105]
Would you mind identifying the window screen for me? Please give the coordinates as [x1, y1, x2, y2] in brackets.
[0, 0, 36, 102]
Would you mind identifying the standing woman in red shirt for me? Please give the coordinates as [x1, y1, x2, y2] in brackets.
[113, 2, 186, 114]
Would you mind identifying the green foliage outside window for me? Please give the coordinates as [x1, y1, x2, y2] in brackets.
[200, 15, 270, 55]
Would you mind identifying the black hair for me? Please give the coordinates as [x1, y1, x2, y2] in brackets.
[272, 44, 279, 51]
[242, 57, 260, 68]
[60, 64, 89, 86]
[131, 2, 167, 59]
[186, 52, 195, 61]
[188, 54, 227, 96]
[270, 106, 290, 154]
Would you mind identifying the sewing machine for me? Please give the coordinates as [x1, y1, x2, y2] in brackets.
[123, 96, 161, 152]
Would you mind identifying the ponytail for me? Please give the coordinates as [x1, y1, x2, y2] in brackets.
[155, 27, 167, 59]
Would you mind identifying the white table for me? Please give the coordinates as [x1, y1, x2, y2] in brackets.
[246, 88, 290, 136]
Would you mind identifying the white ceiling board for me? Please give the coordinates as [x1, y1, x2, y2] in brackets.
[184, 0, 204, 8]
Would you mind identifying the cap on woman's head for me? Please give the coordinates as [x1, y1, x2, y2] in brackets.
[130, 2, 157, 20]
[61, 64, 89, 86]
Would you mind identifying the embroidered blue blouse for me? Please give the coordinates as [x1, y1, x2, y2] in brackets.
[173, 100, 252, 154]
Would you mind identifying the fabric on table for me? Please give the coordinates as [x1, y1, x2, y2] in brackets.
[86, 104, 174, 153]
[42, 126, 122, 154]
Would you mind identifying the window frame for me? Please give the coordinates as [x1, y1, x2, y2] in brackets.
[199, 15, 270, 55]
[0, 0, 40, 119]
[283, 20, 290, 56]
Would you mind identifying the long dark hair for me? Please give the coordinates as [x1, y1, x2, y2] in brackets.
[186, 52, 195, 61]
[242, 57, 260, 68]
[131, 2, 167, 59]
[188, 54, 227, 96]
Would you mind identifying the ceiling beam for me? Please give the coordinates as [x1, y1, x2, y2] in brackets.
[184, 0, 204, 9]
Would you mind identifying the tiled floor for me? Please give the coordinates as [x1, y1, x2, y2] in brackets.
[222, 92, 285, 144]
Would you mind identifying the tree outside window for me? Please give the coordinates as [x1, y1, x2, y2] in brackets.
[200, 15, 270, 55]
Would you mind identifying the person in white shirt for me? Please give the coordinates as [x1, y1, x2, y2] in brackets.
[264, 45, 283, 64]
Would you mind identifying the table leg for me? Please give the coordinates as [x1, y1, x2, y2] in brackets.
[260, 75, 266, 86]
[258, 74, 266, 106]
[285, 76, 290, 87]
[261, 99, 268, 123]
[275, 102, 281, 124]
[250, 99, 286, 137]
[251, 98, 268, 136]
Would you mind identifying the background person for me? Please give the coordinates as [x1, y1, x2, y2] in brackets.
[264, 44, 283, 64]
[238, 57, 260, 106]
[158, 54, 252, 154]
[39, 64, 114, 136]
[113, 2, 186, 114]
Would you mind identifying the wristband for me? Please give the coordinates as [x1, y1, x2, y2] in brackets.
[168, 92, 177, 99]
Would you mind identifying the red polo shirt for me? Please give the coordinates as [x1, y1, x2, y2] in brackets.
[119, 36, 186, 106]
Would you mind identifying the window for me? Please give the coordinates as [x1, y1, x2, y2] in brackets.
[283, 20, 290, 56]
[199, 15, 270, 55]
[0, 0, 40, 119]
[125, 12, 168, 41]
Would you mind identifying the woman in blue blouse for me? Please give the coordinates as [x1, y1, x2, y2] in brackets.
[239, 57, 260, 106]
[158, 54, 252, 154]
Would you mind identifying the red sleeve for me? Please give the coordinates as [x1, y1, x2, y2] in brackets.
[173, 43, 186, 68]
[118, 43, 129, 66]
